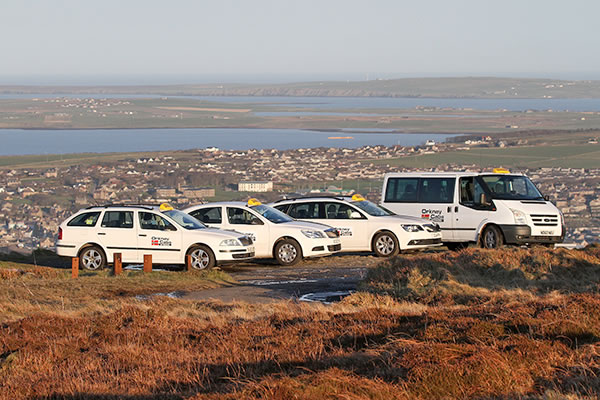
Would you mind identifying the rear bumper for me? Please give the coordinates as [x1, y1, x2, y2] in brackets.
[499, 224, 565, 245]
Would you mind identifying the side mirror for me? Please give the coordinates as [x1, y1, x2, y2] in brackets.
[544, 195, 550, 202]
[350, 211, 362, 219]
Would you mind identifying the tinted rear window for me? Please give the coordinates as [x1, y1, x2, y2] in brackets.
[67, 212, 101, 227]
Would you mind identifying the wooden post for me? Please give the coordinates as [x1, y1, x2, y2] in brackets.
[186, 254, 192, 272]
[113, 253, 122, 276]
[71, 257, 79, 279]
[143, 254, 152, 273]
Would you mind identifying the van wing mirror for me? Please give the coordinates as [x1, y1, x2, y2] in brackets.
[544, 195, 550, 201]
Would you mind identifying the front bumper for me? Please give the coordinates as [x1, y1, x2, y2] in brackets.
[304, 238, 341, 258]
[499, 225, 565, 245]
[402, 232, 443, 250]
[217, 246, 255, 262]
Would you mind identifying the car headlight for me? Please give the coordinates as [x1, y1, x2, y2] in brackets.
[302, 230, 325, 239]
[510, 209, 527, 225]
[402, 224, 424, 232]
[220, 238, 242, 247]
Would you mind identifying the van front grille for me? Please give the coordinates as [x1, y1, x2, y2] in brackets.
[530, 214, 559, 227]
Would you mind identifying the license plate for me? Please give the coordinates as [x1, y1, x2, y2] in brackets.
[540, 231, 554, 235]
[333, 239, 341, 244]
[247, 246, 255, 253]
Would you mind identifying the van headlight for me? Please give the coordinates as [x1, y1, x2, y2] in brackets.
[302, 230, 325, 239]
[402, 224, 424, 232]
[220, 238, 242, 247]
[510, 209, 527, 225]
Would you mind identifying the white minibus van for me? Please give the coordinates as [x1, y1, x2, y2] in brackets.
[381, 169, 565, 249]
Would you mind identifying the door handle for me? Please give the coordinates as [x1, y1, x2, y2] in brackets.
[447, 206, 451, 213]
[139, 234, 147, 237]
[455, 206, 459, 212]
[97, 232, 106, 236]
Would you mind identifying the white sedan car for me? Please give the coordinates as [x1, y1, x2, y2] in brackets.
[183, 199, 341, 266]
[56, 204, 255, 270]
[271, 194, 442, 257]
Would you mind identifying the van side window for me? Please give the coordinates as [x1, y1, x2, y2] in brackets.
[101, 211, 134, 229]
[288, 203, 322, 219]
[384, 178, 418, 202]
[190, 207, 222, 224]
[418, 178, 455, 203]
[460, 178, 486, 208]
[67, 212, 101, 227]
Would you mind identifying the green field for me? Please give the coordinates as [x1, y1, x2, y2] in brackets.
[371, 144, 600, 169]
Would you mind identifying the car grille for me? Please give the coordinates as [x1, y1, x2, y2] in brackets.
[233, 252, 254, 259]
[325, 228, 340, 238]
[530, 214, 559, 227]
[328, 244, 342, 252]
[423, 224, 441, 232]
[239, 236, 253, 245]
[408, 238, 442, 246]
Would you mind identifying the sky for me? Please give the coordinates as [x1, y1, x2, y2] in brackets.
[1, 0, 599, 84]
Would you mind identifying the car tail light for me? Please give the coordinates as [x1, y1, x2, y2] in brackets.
[58, 227, 63, 240]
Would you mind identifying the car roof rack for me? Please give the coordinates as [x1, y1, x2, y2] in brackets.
[85, 203, 158, 210]
[274, 194, 346, 203]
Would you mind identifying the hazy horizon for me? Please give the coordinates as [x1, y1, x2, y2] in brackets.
[2, 0, 599, 86]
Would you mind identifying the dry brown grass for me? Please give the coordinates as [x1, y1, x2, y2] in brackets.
[2, 249, 600, 399]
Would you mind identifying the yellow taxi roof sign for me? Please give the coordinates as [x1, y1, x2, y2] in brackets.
[247, 198, 262, 206]
[159, 203, 174, 211]
[351, 194, 366, 202]
[493, 168, 510, 174]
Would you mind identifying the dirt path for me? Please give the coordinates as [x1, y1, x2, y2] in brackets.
[183, 253, 381, 304]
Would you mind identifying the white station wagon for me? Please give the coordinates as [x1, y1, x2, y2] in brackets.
[183, 199, 341, 266]
[272, 194, 442, 256]
[56, 204, 255, 270]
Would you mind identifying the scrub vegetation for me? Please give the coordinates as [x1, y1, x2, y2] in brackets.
[2, 247, 600, 399]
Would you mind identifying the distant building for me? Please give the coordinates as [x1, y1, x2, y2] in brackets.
[182, 187, 215, 199]
[238, 181, 273, 193]
[155, 187, 177, 198]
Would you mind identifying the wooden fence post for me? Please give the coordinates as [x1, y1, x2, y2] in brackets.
[71, 257, 79, 279]
[143, 254, 152, 273]
[186, 254, 192, 271]
[113, 253, 122, 276]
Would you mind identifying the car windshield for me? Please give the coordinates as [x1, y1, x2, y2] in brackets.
[162, 209, 206, 230]
[351, 200, 395, 216]
[251, 204, 293, 223]
[481, 175, 544, 201]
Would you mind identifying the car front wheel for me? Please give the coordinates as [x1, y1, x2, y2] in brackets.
[187, 245, 215, 270]
[373, 232, 399, 257]
[274, 239, 302, 266]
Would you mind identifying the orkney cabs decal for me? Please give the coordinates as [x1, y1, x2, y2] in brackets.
[421, 208, 444, 223]
[151, 236, 172, 246]
[338, 227, 353, 237]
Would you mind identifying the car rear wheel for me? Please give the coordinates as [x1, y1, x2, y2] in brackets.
[373, 232, 399, 257]
[79, 246, 106, 271]
[481, 225, 504, 249]
[187, 245, 215, 270]
[274, 239, 302, 266]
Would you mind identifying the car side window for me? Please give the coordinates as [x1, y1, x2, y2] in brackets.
[384, 178, 418, 202]
[138, 212, 177, 231]
[288, 203, 322, 219]
[324, 202, 356, 219]
[190, 207, 222, 224]
[67, 212, 101, 227]
[101, 211, 134, 229]
[227, 207, 263, 225]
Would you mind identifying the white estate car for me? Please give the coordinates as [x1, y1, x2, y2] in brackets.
[56, 204, 255, 270]
[271, 194, 443, 257]
[183, 199, 341, 266]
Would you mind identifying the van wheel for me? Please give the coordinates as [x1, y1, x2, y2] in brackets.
[481, 226, 504, 249]
[373, 232, 399, 257]
[274, 239, 302, 266]
[187, 245, 215, 270]
[79, 246, 106, 271]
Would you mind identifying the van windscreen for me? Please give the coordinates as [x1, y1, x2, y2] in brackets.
[481, 175, 543, 201]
